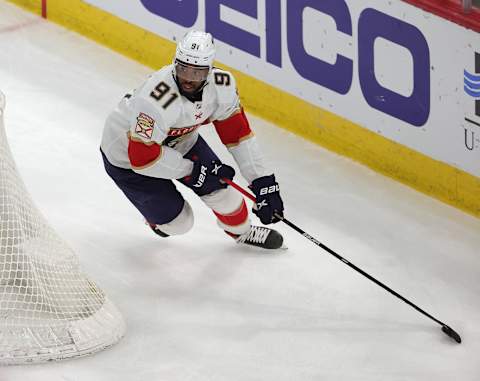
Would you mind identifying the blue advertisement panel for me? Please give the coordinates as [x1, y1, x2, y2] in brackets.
[84, 0, 480, 178]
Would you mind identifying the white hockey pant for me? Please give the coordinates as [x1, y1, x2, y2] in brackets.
[154, 187, 250, 236]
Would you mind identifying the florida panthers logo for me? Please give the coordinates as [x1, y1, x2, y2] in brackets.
[135, 112, 155, 140]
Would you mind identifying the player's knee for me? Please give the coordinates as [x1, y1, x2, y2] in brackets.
[201, 187, 251, 235]
[155, 201, 194, 236]
[201, 187, 243, 214]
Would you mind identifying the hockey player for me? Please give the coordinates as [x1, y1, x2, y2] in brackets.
[100, 30, 285, 249]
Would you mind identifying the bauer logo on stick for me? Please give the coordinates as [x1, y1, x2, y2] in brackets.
[135, 112, 155, 140]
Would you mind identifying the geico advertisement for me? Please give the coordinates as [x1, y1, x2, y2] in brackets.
[83, 0, 480, 178]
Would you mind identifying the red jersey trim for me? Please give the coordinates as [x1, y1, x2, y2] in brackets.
[225, 131, 255, 148]
[127, 132, 162, 169]
[213, 108, 252, 147]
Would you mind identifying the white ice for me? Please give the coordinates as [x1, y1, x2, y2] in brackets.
[1, 2, 479, 380]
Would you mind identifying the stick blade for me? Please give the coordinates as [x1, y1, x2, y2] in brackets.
[441, 325, 462, 344]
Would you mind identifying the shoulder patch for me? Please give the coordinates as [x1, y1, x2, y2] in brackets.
[135, 112, 155, 140]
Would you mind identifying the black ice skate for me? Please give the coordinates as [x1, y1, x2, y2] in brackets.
[147, 222, 169, 238]
[227, 226, 284, 250]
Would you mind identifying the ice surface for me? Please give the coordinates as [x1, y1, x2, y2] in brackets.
[0, 2, 479, 380]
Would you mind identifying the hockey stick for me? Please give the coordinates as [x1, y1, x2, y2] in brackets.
[223, 178, 462, 344]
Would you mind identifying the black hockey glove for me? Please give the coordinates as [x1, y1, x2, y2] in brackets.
[182, 159, 235, 196]
[250, 174, 284, 224]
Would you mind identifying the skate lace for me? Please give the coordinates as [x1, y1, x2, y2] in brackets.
[237, 226, 270, 244]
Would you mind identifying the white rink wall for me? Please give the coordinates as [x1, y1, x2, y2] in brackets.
[83, 0, 480, 178]
[7, 0, 480, 218]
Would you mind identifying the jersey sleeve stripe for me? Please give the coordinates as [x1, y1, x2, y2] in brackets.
[127, 132, 163, 169]
[213, 108, 252, 147]
[224, 131, 255, 148]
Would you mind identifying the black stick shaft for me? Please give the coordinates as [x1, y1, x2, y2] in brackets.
[224, 178, 446, 328]
[278, 215, 445, 327]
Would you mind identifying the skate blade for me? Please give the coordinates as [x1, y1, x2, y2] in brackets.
[236, 241, 288, 251]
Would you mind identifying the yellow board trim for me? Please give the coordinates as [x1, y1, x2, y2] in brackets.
[5, 0, 41, 15]
[6, 0, 480, 218]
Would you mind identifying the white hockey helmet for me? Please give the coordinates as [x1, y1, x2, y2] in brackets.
[174, 30, 215, 82]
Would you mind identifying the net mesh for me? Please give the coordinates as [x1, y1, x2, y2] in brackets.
[0, 92, 125, 365]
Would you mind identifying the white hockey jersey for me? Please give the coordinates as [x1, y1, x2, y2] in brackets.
[100, 65, 270, 183]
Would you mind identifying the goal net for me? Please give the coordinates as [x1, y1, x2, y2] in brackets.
[0, 91, 125, 365]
